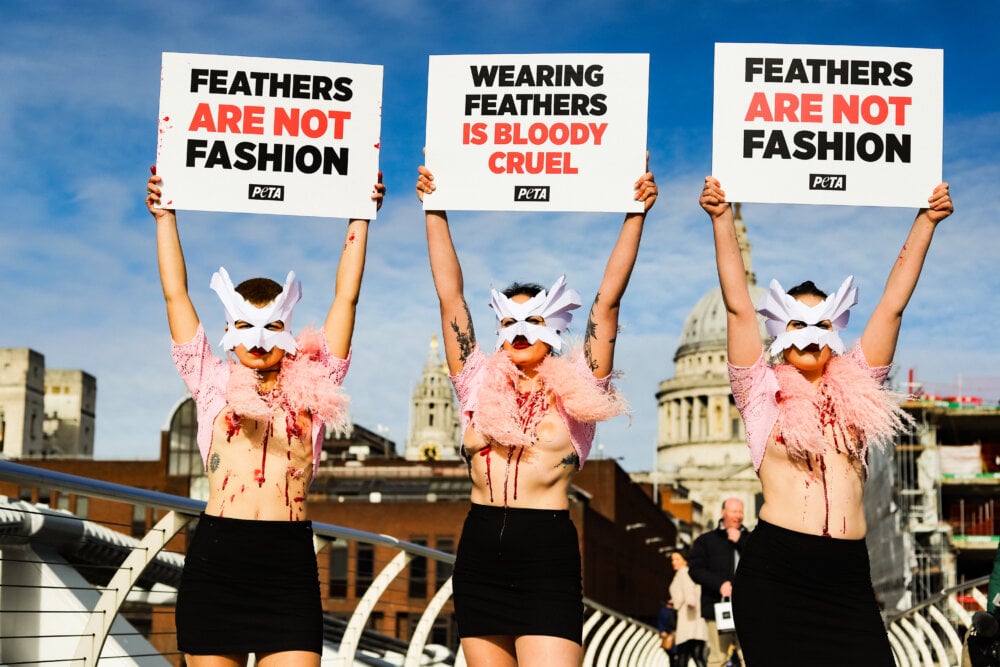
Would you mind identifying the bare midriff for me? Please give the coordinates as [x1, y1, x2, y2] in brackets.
[203, 407, 314, 521]
[756, 426, 867, 539]
[462, 399, 579, 511]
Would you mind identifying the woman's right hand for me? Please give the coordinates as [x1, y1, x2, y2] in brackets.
[416, 165, 435, 202]
[145, 169, 173, 221]
[699, 176, 730, 220]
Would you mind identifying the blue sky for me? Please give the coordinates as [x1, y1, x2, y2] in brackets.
[2, 0, 997, 471]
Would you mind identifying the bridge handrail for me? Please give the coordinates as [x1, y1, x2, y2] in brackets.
[0, 458, 454, 562]
[0, 458, 666, 666]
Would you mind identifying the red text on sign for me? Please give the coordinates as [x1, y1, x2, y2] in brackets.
[831, 95, 911, 126]
[744, 93, 823, 123]
[488, 151, 578, 174]
[189, 103, 266, 134]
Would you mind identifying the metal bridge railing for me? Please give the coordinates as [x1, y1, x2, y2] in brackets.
[0, 459, 665, 666]
[886, 575, 990, 667]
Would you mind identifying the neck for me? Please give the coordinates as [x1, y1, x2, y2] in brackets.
[256, 368, 281, 392]
[798, 365, 825, 385]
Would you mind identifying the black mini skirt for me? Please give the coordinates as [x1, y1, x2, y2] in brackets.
[733, 519, 894, 667]
[175, 513, 323, 656]
[452, 503, 583, 644]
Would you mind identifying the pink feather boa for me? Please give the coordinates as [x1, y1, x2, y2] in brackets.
[473, 349, 628, 447]
[773, 354, 912, 471]
[224, 327, 350, 434]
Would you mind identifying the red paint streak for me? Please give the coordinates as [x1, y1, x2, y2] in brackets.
[293, 496, 305, 503]
[819, 455, 831, 537]
[513, 447, 524, 500]
[225, 412, 242, 441]
[516, 388, 548, 435]
[222, 472, 230, 490]
[842, 516, 847, 535]
[502, 446, 516, 505]
[284, 411, 303, 443]
[897, 243, 908, 266]
[481, 446, 494, 502]
[256, 421, 272, 487]
[230, 494, 235, 503]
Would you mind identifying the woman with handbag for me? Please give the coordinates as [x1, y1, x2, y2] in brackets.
[670, 550, 708, 667]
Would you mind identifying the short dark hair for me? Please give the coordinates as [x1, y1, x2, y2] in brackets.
[502, 282, 545, 299]
[786, 280, 828, 300]
[235, 277, 283, 306]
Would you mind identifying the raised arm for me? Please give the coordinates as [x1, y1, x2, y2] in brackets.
[583, 167, 658, 378]
[859, 182, 953, 367]
[323, 175, 385, 358]
[417, 166, 476, 375]
[147, 170, 200, 344]
[701, 177, 761, 367]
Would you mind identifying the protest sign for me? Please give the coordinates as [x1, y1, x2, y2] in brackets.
[156, 52, 382, 219]
[713, 43, 942, 207]
[424, 53, 649, 213]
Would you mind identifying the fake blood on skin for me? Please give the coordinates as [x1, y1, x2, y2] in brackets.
[480, 388, 548, 505]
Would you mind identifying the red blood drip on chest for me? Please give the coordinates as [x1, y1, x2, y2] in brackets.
[225, 412, 242, 441]
[481, 446, 494, 502]
[819, 454, 831, 537]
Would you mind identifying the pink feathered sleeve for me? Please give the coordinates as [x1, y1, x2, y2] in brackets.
[450, 345, 487, 436]
[845, 344, 892, 385]
[728, 347, 780, 472]
[170, 325, 228, 465]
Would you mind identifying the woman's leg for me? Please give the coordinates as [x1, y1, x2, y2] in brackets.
[514, 634, 582, 667]
[461, 635, 518, 667]
[257, 650, 320, 667]
[184, 655, 247, 667]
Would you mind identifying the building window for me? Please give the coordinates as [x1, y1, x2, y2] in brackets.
[409, 537, 428, 599]
[132, 505, 148, 537]
[355, 543, 374, 597]
[329, 542, 348, 598]
[168, 398, 202, 477]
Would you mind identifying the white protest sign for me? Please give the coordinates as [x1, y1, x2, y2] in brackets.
[156, 52, 382, 219]
[424, 53, 649, 213]
[712, 43, 942, 207]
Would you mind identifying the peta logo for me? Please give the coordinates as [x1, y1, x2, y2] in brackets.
[248, 184, 285, 201]
[514, 185, 550, 202]
[809, 174, 846, 191]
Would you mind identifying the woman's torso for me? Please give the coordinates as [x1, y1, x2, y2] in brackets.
[757, 425, 867, 539]
[203, 406, 314, 521]
[463, 391, 579, 510]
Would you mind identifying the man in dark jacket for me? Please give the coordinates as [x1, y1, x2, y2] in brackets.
[689, 498, 748, 667]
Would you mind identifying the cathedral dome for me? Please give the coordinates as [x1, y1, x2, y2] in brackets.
[674, 284, 768, 362]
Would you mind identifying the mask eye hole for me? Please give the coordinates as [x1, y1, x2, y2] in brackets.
[787, 320, 807, 330]
[265, 320, 285, 332]
[500, 318, 517, 329]
[815, 320, 832, 331]
[234, 320, 252, 330]
[525, 316, 545, 326]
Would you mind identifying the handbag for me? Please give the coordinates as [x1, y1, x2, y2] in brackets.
[714, 596, 735, 632]
[661, 632, 675, 651]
